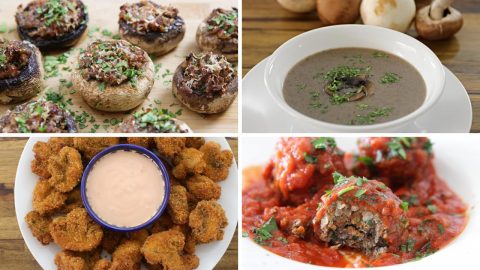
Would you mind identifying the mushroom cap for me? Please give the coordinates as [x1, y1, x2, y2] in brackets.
[415, 6, 463, 41]
[277, 0, 316, 13]
[360, 0, 416, 33]
[316, 0, 362, 25]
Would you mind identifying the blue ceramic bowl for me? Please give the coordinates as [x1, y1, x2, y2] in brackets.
[80, 144, 170, 232]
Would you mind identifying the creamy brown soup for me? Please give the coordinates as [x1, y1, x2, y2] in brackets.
[283, 48, 426, 125]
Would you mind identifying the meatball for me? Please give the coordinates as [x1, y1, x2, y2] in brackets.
[356, 137, 432, 189]
[313, 173, 407, 254]
[263, 137, 348, 205]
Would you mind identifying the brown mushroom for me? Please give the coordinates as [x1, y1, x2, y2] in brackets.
[317, 0, 362, 25]
[415, 0, 463, 40]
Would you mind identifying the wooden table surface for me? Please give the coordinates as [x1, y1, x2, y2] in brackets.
[0, 137, 237, 270]
[243, 0, 480, 132]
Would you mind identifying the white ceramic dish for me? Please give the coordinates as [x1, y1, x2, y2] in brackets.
[264, 25, 446, 132]
[15, 137, 238, 270]
[240, 136, 480, 270]
[243, 57, 472, 133]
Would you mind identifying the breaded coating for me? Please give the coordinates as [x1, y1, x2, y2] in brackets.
[154, 138, 186, 160]
[101, 229, 124, 254]
[185, 138, 205, 149]
[186, 175, 221, 201]
[150, 214, 174, 234]
[33, 180, 67, 215]
[172, 148, 206, 179]
[50, 208, 103, 251]
[189, 200, 228, 243]
[54, 249, 100, 270]
[129, 229, 149, 245]
[141, 230, 185, 268]
[168, 185, 189, 225]
[62, 187, 83, 214]
[93, 259, 111, 270]
[48, 137, 74, 147]
[172, 225, 196, 255]
[25, 210, 53, 245]
[48, 147, 83, 193]
[186, 191, 199, 212]
[73, 138, 120, 160]
[127, 137, 152, 148]
[200, 141, 233, 181]
[54, 250, 86, 270]
[31, 141, 65, 178]
[182, 254, 200, 270]
[110, 240, 142, 270]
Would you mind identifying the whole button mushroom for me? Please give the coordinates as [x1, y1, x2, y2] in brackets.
[360, 0, 416, 33]
[277, 0, 316, 13]
[316, 0, 362, 25]
[415, 0, 463, 40]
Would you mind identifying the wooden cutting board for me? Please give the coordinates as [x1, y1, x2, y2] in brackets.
[0, 0, 238, 133]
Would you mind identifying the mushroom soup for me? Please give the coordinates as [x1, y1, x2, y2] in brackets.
[283, 48, 426, 125]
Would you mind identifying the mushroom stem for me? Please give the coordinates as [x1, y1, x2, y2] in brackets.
[430, 0, 453, 20]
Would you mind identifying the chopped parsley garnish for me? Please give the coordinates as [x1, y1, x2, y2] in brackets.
[44, 52, 69, 78]
[253, 217, 278, 245]
[332, 171, 348, 185]
[323, 65, 371, 105]
[387, 137, 415, 159]
[41, 0, 69, 27]
[349, 107, 393, 125]
[423, 139, 433, 154]
[0, 22, 7, 33]
[355, 177, 368, 186]
[427, 204, 438, 213]
[401, 238, 416, 252]
[373, 51, 389, 58]
[357, 156, 373, 167]
[277, 237, 288, 244]
[357, 104, 369, 110]
[438, 224, 445, 234]
[400, 201, 409, 212]
[311, 137, 336, 150]
[380, 72, 401, 84]
[102, 29, 112, 36]
[355, 189, 367, 198]
[295, 82, 307, 93]
[338, 186, 355, 196]
[98, 82, 105, 92]
[303, 152, 317, 164]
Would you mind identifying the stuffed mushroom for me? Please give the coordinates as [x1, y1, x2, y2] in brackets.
[196, 8, 238, 61]
[313, 173, 407, 255]
[114, 108, 191, 133]
[15, 0, 88, 50]
[0, 39, 43, 104]
[172, 52, 237, 114]
[0, 99, 77, 133]
[72, 39, 154, 112]
[118, 1, 185, 56]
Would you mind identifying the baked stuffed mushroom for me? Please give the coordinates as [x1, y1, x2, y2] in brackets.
[72, 39, 154, 112]
[0, 99, 77, 133]
[172, 52, 237, 114]
[313, 173, 407, 255]
[196, 8, 238, 61]
[15, 0, 88, 50]
[0, 39, 43, 104]
[118, 1, 185, 56]
[114, 108, 191, 133]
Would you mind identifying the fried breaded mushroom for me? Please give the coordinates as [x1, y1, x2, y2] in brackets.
[93, 259, 112, 270]
[189, 200, 227, 243]
[186, 175, 221, 201]
[185, 137, 205, 149]
[54, 249, 101, 270]
[172, 148, 206, 179]
[50, 208, 103, 252]
[73, 137, 120, 160]
[31, 140, 67, 178]
[149, 214, 173, 234]
[168, 185, 189, 225]
[33, 180, 67, 215]
[129, 229, 149, 245]
[48, 137, 74, 147]
[101, 229, 124, 254]
[47, 146, 83, 193]
[62, 187, 83, 214]
[154, 137, 186, 160]
[141, 230, 185, 267]
[126, 137, 152, 148]
[25, 210, 53, 245]
[110, 240, 142, 270]
[172, 224, 196, 255]
[200, 141, 233, 181]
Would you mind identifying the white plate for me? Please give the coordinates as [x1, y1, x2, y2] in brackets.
[242, 58, 472, 133]
[15, 137, 238, 270]
[240, 136, 480, 270]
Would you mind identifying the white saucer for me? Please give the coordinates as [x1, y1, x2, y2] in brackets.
[242, 57, 472, 133]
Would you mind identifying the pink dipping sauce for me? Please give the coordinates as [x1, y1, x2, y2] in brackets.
[86, 150, 165, 227]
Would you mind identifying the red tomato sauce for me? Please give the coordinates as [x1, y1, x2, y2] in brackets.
[242, 140, 468, 268]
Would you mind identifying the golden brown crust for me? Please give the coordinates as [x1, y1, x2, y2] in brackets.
[186, 175, 221, 201]
[25, 210, 53, 245]
[199, 141, 234, 181]
[168, 185, 189, 225]
[47, 146, 83, 193]
[33, 180, 67, 215]
[154, 138, 186, 160]
[172, 148, 206, 179]
[188, 200, 227, 243]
